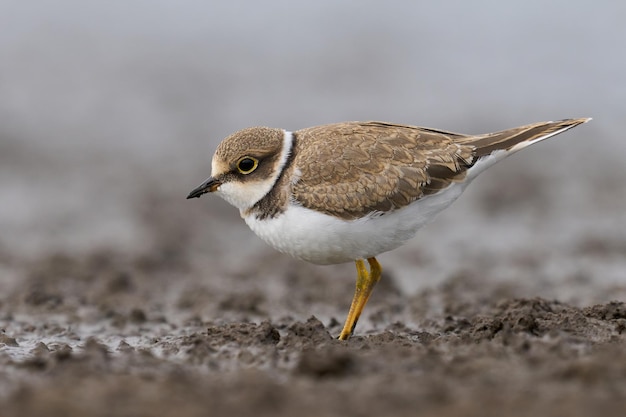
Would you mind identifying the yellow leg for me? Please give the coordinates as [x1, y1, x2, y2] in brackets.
[338, 257, 382, 340]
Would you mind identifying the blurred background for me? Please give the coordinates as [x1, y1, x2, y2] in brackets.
[1, 0, 624, 311]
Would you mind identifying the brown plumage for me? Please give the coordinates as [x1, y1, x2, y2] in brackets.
[290, 119, 588, 219]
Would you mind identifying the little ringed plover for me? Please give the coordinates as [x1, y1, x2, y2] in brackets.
[187, 118, 590, 340]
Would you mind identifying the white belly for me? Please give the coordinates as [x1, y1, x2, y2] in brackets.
[243, 182, 466, 265]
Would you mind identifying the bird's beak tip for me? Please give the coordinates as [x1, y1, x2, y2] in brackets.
[186, 177, 221, 200]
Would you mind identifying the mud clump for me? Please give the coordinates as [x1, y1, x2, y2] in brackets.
[295, 346, 356, 378]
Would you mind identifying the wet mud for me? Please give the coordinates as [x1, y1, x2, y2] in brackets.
[1, 241, 625, 416]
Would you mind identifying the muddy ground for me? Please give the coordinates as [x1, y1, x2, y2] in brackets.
[1, 252, 626, 417]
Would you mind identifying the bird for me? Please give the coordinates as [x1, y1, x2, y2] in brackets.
[187, 118, 590, 340]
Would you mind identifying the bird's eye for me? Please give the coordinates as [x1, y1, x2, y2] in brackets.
[236, 157, 258, 174]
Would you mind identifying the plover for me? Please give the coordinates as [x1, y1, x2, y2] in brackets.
[187, 118, 590, 339]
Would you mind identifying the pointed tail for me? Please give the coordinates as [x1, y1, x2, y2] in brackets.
[456, 118, 590, 179]
[458, 118, 591, 158]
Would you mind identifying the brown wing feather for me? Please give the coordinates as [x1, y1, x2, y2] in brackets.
[291, 122, 475, 219]
[455, 118, 589, 156]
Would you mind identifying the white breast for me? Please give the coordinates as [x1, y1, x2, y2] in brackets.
[243, 181, 467, 265]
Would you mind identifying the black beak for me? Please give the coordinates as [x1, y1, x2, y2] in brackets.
[186, 177, 221, 199]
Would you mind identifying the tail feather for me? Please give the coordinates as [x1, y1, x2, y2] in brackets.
[457, 118, 590, 180]
[458, 118, 591, 158]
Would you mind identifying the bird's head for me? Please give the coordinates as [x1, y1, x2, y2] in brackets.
[187, 126, 292, 212]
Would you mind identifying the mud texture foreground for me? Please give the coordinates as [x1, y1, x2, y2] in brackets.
[1, 246, 625, 417]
